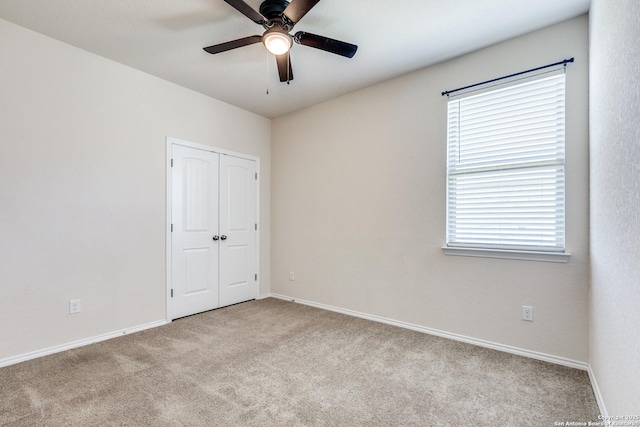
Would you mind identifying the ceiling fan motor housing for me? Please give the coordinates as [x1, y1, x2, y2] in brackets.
[259, 0, 290, 21]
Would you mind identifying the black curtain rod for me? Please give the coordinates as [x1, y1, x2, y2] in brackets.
[441, 57, 574, 97]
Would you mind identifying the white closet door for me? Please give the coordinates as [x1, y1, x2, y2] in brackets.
[171, 145, 219, 319]
[219, 154, 257, 307]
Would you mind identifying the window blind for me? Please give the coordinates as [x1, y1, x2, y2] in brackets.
[446, 72, 566, 252]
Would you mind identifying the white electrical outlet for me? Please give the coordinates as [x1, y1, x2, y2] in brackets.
[69, 299, 81, 314]
[522, 305, 534, 321]
[289, 271, 295, 281]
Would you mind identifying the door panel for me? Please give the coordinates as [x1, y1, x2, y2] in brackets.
[227, 246, 248, 286]
[228, 166, 249, 229]
[184, 158, 212, 231]
[171, 145, 219, 319]
[219, 155, 257, 307]
[184, 248, 211, 294]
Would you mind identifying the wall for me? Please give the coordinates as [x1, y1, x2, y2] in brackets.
[272, 16, 589, 363]
[0, 19, 270, 362]
[589, 0, 640, 415]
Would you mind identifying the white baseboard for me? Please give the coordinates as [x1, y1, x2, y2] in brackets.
[0, 319, 168, 368]
[269, 293, 589, 371]
[587, 365, 608, 421]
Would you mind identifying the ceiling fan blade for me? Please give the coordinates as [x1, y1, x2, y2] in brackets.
[203, 35, 262, 54]
[223, 0, 267, 24]
[294, 31, 358, 58]
[275, 52, 294, 82]
[283, 0, 320, 25]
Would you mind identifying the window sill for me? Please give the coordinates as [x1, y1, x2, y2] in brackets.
[441, 246, 571, 263]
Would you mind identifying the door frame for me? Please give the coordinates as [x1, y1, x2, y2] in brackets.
[165, 136, 260, 322]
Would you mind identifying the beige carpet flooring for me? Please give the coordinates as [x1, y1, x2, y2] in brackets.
[1, 298, 599, 426]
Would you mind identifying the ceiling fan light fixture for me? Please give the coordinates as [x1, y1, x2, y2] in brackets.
[263, 28, 292, 55]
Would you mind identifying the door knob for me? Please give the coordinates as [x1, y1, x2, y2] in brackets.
[220, 235, 227, 240]
[212, 235, 219, 241]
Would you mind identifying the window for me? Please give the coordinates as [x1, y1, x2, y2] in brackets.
[444, 70, 569, 262]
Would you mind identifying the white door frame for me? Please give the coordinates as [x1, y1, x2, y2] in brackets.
[165, 136, 260, 322]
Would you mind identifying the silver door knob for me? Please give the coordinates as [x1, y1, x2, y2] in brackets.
[220, 235, 227, 240]
[212, 235, 219, 241]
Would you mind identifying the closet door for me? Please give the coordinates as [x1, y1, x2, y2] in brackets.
[171, 145, 220, 319]
[218, 154, 257, 307]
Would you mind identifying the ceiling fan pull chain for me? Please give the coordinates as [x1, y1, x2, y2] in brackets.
[266, 49, 270, 94]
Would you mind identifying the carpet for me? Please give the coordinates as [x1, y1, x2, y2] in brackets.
[0, 298, 600, 426]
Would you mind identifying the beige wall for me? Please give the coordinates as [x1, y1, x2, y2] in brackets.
[0, 19, 270, 361]
[272, 16, 590, 362]
[589, 0, 640, 415]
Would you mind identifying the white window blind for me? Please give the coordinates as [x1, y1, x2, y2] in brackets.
[446, 71, 566, 252]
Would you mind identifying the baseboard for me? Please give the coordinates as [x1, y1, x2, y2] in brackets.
[269, 293, 589, 371]
[587, 365, 608, 420]
[0, 319, 168, 368]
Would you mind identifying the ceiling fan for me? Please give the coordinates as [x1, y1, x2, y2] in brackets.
[203, 0, 358, 83]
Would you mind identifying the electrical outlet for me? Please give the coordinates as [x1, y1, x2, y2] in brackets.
[522, 305, 534, 321]
[69, 299, 81, 314]
[289, 271, 295, 281]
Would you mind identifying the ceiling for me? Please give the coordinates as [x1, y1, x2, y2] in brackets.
[0, 0, 590, 119]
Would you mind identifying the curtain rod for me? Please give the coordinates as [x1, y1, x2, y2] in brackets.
[441, 57, 574, 97]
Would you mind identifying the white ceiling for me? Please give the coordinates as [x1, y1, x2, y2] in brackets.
[0, 0, 590, 118]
